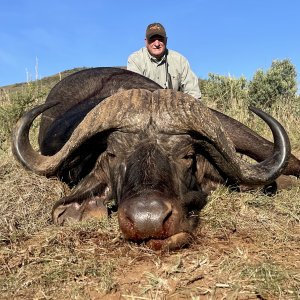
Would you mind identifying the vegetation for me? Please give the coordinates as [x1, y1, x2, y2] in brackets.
[200, 59, 299, 110]
[248, 59, 298, 107]
[0, 61, 299, 299]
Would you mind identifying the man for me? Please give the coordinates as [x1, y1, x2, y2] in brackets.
[127, 22, 201, 100]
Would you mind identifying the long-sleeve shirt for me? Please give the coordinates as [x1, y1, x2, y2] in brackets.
[127, 47, 201, 100]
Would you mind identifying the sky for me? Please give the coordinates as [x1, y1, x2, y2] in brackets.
[0, 0, 299, 89]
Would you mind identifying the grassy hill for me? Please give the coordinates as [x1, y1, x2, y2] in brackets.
[1, 67, 87, 94]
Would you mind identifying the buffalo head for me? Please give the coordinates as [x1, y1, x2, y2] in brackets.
[12, 71, 292, 250]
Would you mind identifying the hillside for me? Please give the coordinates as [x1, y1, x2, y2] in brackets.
[1, 66, 130, 95]
[1, 67, 87, 95]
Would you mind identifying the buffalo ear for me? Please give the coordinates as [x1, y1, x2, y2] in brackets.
[52, 177, 110, 225]
[52, 202, 82, 225]
[195, 154, 225, 194]
[52, 196, 108, 225]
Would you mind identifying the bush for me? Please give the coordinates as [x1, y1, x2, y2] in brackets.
[201, 73, 249, 111]
[248, 59, 298, 107]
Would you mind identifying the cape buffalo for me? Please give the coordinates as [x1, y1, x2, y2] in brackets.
[12, 67, 300, 250]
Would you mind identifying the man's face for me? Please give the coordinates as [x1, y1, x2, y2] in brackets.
[145, 35, 167, 59]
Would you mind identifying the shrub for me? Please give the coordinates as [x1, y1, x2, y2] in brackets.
[201, 73, 249, 111]
[248, 59, 298, 107]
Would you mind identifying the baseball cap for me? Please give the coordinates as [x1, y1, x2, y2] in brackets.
[146, 23, 167, 40]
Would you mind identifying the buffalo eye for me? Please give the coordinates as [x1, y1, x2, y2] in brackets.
[182, 153, 195, 160]
[188, 210, 198, 218]
[107, 152, 116, 159]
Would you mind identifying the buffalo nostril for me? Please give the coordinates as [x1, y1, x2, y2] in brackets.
[123, 198, 173, 236]
[163, 209, 172, 225]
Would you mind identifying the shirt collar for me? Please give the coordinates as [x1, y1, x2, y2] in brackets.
[147, 48, 168, 64]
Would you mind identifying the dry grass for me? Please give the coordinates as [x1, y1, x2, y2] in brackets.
[0, 85, 300, 299]
[1, 172, 299, 299]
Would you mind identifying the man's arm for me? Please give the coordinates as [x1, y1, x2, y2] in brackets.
[127, 53, 143, 75]
[180, 58, 201, 100]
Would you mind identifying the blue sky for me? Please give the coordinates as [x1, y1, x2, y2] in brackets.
[1, 0, 299, 89]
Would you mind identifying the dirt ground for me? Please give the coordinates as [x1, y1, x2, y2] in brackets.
[1, 158, 299, 299]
